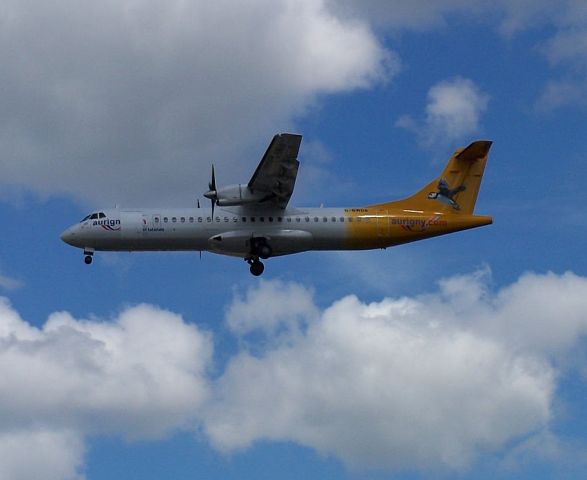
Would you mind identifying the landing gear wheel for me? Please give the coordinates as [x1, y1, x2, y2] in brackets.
[250, 260, 264, 276]
[84, 255, 93, 265]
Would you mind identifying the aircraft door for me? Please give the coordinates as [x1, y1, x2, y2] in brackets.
[121, 211, 142, 240]
[143, 214, 162, 234]
[377, 210, 389, 237]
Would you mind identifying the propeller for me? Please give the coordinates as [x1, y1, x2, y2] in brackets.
[209, 165, 216, 192]
[204, 165, 218, 217]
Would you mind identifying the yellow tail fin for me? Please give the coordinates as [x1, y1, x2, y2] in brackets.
[372, 140, 492, 214]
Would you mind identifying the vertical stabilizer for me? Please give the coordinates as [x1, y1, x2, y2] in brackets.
[372, 140, 492, 214]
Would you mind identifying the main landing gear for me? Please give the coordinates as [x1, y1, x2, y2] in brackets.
[247, 238, 271, 276]
[247, 257, 265, 276]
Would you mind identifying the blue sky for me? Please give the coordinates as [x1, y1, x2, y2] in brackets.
[2, 1, 587, 479]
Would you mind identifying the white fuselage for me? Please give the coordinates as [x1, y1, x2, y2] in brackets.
[61, 206, 360, 258]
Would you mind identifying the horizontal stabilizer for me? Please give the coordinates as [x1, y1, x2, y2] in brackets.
[456, 140, 492, 162]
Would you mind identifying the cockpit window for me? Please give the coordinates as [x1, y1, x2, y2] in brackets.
[81, 212, 105, 222]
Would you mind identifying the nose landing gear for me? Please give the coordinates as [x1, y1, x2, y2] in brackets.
[83, 249, 94, 265]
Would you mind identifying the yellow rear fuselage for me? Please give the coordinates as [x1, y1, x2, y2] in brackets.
[343, 207, 492, 250]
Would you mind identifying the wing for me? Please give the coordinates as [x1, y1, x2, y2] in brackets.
[248, 133, 302, 209]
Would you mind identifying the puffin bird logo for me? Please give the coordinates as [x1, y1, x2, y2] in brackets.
[427, 178, 466, 210]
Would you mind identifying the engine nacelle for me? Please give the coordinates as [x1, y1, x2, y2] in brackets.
[208, 229, 313, 257]
[204, 184, 268, 206]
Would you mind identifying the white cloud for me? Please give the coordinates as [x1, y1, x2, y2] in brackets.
[226, 279, 319, 336]
[536, 80, 586, 110]
[203, 269, 587, 471]
[0, 299, 212, 478]
[542, 3, 587, 68]
[0, 429, 85, 480]
[0, 0, 393, 206]
[333, 0, 488, 30]
[330, 1, 587, 111]
[397, 77, 489, 148]
[483, 271, 587, 355]
[0, 272, 23, 290]
[4, 269, 587, 475]
[331, 0, 558, 35]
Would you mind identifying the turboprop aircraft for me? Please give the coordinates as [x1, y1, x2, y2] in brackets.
[60, 133, 493, 276]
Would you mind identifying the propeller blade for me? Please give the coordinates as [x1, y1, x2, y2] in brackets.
[204, 165, 218, 217]
[209, 165, 216, 192]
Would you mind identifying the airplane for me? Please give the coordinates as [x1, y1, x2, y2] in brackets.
[60, 133, 493, 276]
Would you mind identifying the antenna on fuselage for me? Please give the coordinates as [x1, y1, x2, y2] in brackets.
[197, 199, 200, 208]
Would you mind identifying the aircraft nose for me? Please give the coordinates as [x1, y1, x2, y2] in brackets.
[60, 227, 76, 245]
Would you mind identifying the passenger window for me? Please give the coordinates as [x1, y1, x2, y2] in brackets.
[172, 217, 177, 223]
[278, 217, 283, 222]
[348, 217, 353, 222]
[198, 217, 202, 223]
[164, 217, 168, 223]
[181, 217, 185, 223]
[232, 217, 237, 222]
[287, 218, 292, 223]
[323, 217, 327, 222]
[331, 217, 336, 222]
[305, 217, 310, 222]
[314, 217, 319, 222]
[268, 217, 273, 222]
[154, 217, 160, 223]
[296, 218, 300, 223]
[206, 217, 212, 222]
[251, 217, 256, 222]
[260, 217, 265, 222]
[340, 217, 344, 222]
[189, 217, 194, 223]
[224, 217, 229, 222]
[242, 217, 247, 222]
[215, 217, 220, 222]
[357, 217, 362, 222]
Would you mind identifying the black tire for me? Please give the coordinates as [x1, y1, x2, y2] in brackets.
[250, 261, 264, 276]
[84, 255, 93, 265]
